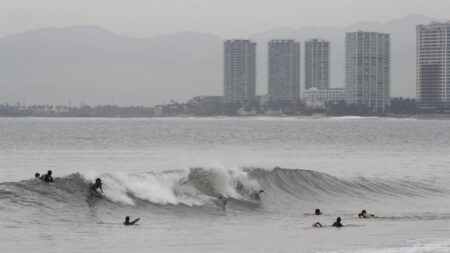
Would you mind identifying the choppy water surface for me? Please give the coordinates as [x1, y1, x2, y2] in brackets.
[0, 117, 449, 253]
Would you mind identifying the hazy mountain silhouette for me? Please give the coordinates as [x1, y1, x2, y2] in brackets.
[0, 15, 446, 105]
[1, 26, 222, 105]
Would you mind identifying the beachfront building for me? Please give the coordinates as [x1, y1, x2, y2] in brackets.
[223, 40, 257, 104]
[345, 31, 390, 113]
[416, 22, 450, 112]
[268, 40, 301, 102]
[302, 88, 345, 108]
[305, 39, 330, 90]
[187, 96, 223, 115]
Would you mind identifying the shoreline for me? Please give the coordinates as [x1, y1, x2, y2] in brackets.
[0, 114, 449, 120]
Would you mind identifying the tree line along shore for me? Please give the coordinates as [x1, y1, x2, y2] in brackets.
[0, 98, 444, 118]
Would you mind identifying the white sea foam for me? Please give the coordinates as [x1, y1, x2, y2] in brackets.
[82, 166, 261, 206]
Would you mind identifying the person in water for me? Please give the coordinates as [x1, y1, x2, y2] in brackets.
[313, 217, 343, 228]
[40, 170, 54, 182]
[35, 172, 41, 179]
[250, 190, 264, 200]
[90, 178, 103, 193]
[312, 222, 323, 227]
[315, 209, 322, 215]
[358, 209, 375, 218]
[332, 217, 344, 227]
[124, 216, 140, 226]
[217, 195, 228, 206]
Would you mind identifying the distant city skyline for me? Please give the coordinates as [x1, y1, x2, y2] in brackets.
[225, 31, 391, 113]
[1, 15, 449, 106]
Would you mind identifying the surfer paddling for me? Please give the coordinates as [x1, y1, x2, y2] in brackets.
[358, 209, 375, 218]
[312, 217, 344, 228]
[217, 195, 228, 206]
[124, 216, 140, 226]
[312, 222, 323, 227]
[332, 217, 344, 227]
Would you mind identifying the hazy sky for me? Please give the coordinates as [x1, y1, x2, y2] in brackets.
[1, 0, 449, 38]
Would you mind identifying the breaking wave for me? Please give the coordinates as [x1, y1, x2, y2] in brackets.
[0, 167, 445, 209]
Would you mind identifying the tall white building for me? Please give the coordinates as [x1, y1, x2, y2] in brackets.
[305, 39, 330, 90]
[416, 22, 450, 111]
[345, 31, 390, 113]
[268, 40, 301, 102]
[223, 40, 257, 104]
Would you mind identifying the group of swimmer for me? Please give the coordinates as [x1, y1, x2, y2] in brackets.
[34, 170, 54, 183]
[312, 208, 376, 228]
[34, 171, 140, 226]
[33, 171, 375, 227]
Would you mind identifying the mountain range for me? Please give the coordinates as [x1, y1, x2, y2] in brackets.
[0, 14, 447, 105]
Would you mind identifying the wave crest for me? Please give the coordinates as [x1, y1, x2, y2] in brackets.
[0, 167, 444, 208]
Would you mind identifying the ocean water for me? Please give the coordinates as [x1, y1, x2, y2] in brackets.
[0, 117, 449, 253]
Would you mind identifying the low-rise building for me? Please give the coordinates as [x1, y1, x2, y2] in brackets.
[302, 88, 345, 108]
[256, 95, 269, 107]
[187, 96, 223, 115]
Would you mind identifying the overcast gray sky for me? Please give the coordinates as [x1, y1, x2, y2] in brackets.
[1, 0, 449, 38]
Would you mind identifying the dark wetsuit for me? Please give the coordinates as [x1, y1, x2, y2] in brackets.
[41, 174, 54, 182]
[332, 221, 343, 227]
[91, 182, 102, 192]
[250, 192, 260, 200]
[124, 218, 140, 226]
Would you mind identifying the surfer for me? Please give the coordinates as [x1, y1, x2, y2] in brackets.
[124, 216, 140, 226]
[35, 172, 41, 179]
[312, 222, 323, 227]
[358, 209, 375, 218]
[90, 178, 103, 193]
[250, 190, 264, 200]
[217, 195, 228, 206]
[332, 217, 344, 228]
[312, 217, 343, 228]
[40, 170, 54, 182]
[315, 208, 322, 215]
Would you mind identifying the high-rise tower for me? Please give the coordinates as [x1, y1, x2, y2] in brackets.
[305, 39, 329, 90]
[345, 31, 390, 113]
[268, 40, 300, 102]
[223, 40, 257, 104]
[416, 22, 450, 111]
